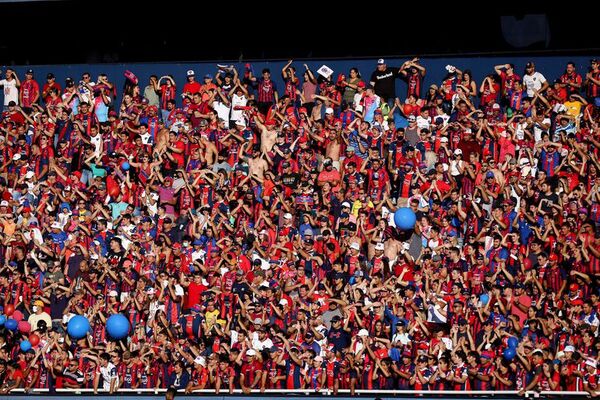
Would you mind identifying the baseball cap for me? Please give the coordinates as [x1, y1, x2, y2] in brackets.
[374, 242, 385, 251]
[564, 345, 575, 353]
[325, 107, 334, 114]
[453, 149, 462, 155]
[377, 58, 385, 65]
[570, 283, 579, 292]
[109, 290, 118, 297]
[342, 201, 351, 208]
[486, 171, 495, 178]
[357, 81, 366, 88]
[186, 70, 195, 76]
[246, 349, 256, 356]
[349, 242, 360, 250]
[204, 74, 212, 80]
[26, 69, 33, 74]
[283, 212, 293, 220]
[33, 300, 44, 307]
[492, 103, 500, 109]
[357, 329, 369, 337]
[586, 359, 597, 368]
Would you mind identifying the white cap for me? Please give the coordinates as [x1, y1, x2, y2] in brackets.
[246, 349, 256, 356]
[235, 120, 246, 128]
[453, 148, 463, 155]
[564, 345, 575, 352]
[109, 290, 118, 297]
[146, 288, 156, 295]
[519, 157, 531, 166]
[12, 153, 21, 161]
[279, 299, 289, 306]
[342, 201, 351, 208]
[440, 136, 449, 143]
[350, 242, 360, 250]
[194, 356, 206, 366]
[325, 107, 334, 114]
[586, 359, 597, 368]
[51, 221, 62, 229]
[314, 355, 324, 362]
[358, 329, 369, 337]
[25, 171, 35, 179]
[283, 212, 293, 220]
[377, 58, 385, 65]
[374, 242, 385, 251]
[186, 69, 195, 77]
[150, 193, 159, 201]
[0, 200, 8, 207]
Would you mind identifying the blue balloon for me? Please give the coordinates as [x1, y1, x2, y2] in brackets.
[121, 162, 130, 171]
[394, 207, 417, 230]
[503, 347, 516, 360]
[479, 293, 490, 305]
[0, 315, 6, 326]
[67, 315, 90, 340]
[20, 340, 32, 352]
[5, 318, 17, 331]
[106, 314, 130, 340]
[508, 337, 519, 349]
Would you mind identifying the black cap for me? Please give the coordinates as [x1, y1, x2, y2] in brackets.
[46, 73, 55, 79]
[26, 69, 33, 74]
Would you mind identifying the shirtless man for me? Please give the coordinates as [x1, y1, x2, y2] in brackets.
[153, 126, 170, 156]
[238, 143, 268, 182]
[253, 116, 278, 153]
[199, 137, 218, 166]
[325, 125, 342, 170]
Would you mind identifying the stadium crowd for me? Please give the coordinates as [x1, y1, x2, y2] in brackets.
[0, 57, 599, 395]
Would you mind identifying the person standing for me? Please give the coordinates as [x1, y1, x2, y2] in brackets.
[0, 68, 20, 110]
[369, 58, 400, 105]
[19, 69, 39, 113]
[522, 61, 548, 98]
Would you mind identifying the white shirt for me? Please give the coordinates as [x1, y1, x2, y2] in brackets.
[0, 79, 19, 106]
[212, 100, 231, 128]
[90, 133, 103, 158]
[230, 93, 247, 123]
[99, 362, 119, 390]
[251, 332, 273, 351]
[523, 72, 547, 97]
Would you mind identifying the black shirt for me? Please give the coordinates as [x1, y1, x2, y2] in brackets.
[370, 67, 400, 100]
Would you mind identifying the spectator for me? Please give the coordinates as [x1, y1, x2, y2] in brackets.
[0, 59, 598, 397]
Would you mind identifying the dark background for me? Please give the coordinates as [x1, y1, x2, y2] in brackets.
[0, 2, 596, 65]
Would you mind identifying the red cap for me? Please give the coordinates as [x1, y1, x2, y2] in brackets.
[298, 107, 307, 115]
[357, 81, 366, 88]
[549, 253, 558, 261]
[570, 283, 579, 292]
[572, 299, 584, 306]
